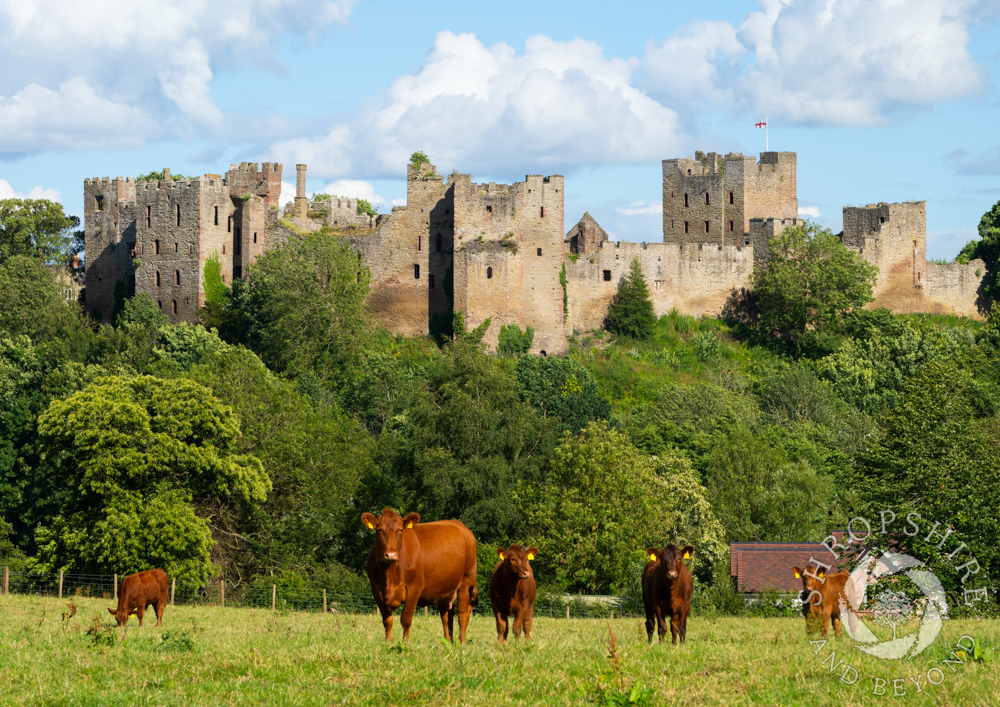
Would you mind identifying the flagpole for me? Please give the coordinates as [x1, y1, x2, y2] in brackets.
[766, 116, 769, 151]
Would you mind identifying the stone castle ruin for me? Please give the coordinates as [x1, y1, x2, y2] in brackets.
[84, 150, 986, 354]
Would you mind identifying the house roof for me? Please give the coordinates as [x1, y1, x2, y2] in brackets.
[730, 534, 847, 593]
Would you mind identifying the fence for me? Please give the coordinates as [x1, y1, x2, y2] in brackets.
[0, 568, 637, 619]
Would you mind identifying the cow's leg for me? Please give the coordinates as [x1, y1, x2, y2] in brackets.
[644, 610, 655, 643]
[379, 604, 394, 641]
[136, 605, 145, 627]
[495, 612, 507, 643]
[655, 607, 668, 643]
[670, 612, 681, 645]
[831, 611, 842, 639]
[438, 600, 453, 642]
[399, 593, 420, 643]
[155, 597, 166, 627]
[679, 605, 689, 644]
[512, 609, 523, 639]
[522, 606, 533, 641]
[820, 607, 831, 636]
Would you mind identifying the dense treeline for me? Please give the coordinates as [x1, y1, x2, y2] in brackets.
[2, 200, 1000, 606]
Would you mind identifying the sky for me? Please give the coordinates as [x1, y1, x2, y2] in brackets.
[1, 0, 999, 260]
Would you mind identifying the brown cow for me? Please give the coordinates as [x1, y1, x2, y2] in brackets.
[489, 544, 537, 643]
[362, 508, 478, 644]
[793, 566, 850, 637]
[642, 544, 693, 644]
[108, 568, 169, 627]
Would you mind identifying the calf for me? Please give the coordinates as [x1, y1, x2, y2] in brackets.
[362, 508, 478, 643]
[642, 544, 693, 644]
[489, 544, 537, 642]
[108, 568, 169, 627]
[793, 566, 850, 637]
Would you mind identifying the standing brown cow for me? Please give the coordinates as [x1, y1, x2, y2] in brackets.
[489, 544, 537, 643]
[793, 566, 850, 637]
[362, 508, 478, 644]
[108, 568, 169, 627]
[642, 544, 693, 644]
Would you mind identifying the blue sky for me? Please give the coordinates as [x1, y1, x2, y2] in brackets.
[2, 0, 999, 260]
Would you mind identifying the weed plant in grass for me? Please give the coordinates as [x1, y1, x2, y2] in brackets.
[2, 594, 998, 706]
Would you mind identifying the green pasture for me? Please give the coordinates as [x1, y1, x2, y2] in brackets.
[1, 595, 998, 706]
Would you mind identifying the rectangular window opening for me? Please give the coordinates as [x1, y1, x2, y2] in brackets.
[214, 206, 219, 225]
[683, 221, 689, 234]
[602, 270, 612, 281]
[728, 191, 734, 205]
[414, 264, 420, 279]
[95, 195, 104, 211]
[537, 248, 542, 256]
[175, 203, 181, 227]
[418, 236, 422, 251]
[154, 240, 160, 255]
[540, 206, 545, 217]
[705, 221, 710, 233]
[253, 232, 257, 244]
[705, 193, 710, 205]
[146, 205, 151, 227]
[729, 220, 734, 232]
[684, 193, 689, 207]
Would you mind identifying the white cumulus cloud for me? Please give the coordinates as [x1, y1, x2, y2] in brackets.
[0, 179, 61, 201]
[617, 200, 662, 216]
[271, 31, 687, 179]
[798, 205, 821, 218]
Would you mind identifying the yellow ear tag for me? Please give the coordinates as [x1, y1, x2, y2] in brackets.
[683, 551, 691, 560]
[794, 570, 801, 578]
[526, 553, 535, 561]
[406, 522, 413, 529]
[649, 553, 657, 562]
[818, 571, 825, 578]
[499, 553, 505, 560]
[366, 522, 374, 529]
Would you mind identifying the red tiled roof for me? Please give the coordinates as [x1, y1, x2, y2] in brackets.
[730, 535, 848, 593]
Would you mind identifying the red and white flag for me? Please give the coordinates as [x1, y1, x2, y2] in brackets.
[755, 120, 767, 128]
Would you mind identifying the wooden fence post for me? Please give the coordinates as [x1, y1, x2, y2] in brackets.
[565, 606, 570, 620]
[221, 579, 225, 608]
[323, 589, 327, 614]
[271, 584, 276, 611]
[113, 574, 118, 602]
[58, 570, 64, 599]
[2, 566, 8, 595]
[171, 578, 176, 606]
[610, 610, 615, 620]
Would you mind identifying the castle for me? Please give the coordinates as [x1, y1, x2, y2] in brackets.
[83, 151, 987, 354]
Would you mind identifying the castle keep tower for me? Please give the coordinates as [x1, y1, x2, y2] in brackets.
[662, 151, 797, 246]
[84, 163, 282, 323]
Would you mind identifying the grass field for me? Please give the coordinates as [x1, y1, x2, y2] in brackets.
[1, 594, 998, 706]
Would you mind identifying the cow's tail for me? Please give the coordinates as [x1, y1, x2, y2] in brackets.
[470, 584, 479, 607]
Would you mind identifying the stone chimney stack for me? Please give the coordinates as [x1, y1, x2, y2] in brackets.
[295, 164, 308, 219]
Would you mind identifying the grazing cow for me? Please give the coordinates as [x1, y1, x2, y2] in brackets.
[108, 568, 169, 627]
[362, 508, 478, 644]
[793, 566, 850, 637]
[642, 544, 694, 644]
[489, 544, 538, 643]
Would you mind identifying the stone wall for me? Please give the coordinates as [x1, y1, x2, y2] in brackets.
[748, 217, 801, 270]
[844, 202, 927, 313]
[83, 176, 136, 321]
[565, 240, 753, 332]
[925, 259, 986, 316]
[226, 162, 282, 208]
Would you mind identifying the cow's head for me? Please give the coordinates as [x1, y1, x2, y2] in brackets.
[793, 566, 827, 596]
[362, 508, 419, 564]
[107, 607, 136, 626]
[497, 544, 537, 580]
[648, 544, 694, 580]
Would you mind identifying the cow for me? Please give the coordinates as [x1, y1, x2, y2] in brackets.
[489, 544, 537, 643]
[793, 566, 850, 637]
[362, 508, 478, 644]
[108, 568, 169, 627]
[642, 544, 693, 644]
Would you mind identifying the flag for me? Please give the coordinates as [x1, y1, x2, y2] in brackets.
[755, 121, 767, 128]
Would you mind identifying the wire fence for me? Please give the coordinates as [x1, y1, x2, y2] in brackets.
[0, 567, 643, 619]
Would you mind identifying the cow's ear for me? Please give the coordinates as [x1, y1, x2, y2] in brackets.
[403, 512, 420, 529]
[361, 512, 377, 530]
[646, 546, 659, 562]
[817, 569, 825, 578]
[497, 546, 506, 560]
[108, 608, 116, 616]
[526, 547, 538, 561]
[682, 545, 694, 561]
[793, 567, 802, 579]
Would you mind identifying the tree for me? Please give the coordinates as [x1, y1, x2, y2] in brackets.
[0, 199, 80, 265]
[231, 232, 373, 385]
[520, 422, 723, 593]
[752, 222, 877, 344]
[606, 258, 655, 340]
[356, 198, 378, 219]
[956, 200, 1000, 301]
[114, 292, 167, 332]
[497, 324, 534, 357]
[33, 375, 270, 582]
[514, 355, 610, 433]
[0, 256, 88, 356]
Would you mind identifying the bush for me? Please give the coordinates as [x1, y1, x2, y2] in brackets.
[497, 324, 534, 357]
[606, 258, 655, 341]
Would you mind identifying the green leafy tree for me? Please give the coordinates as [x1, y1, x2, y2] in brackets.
[0, 199, 80, 265]
[356, 198, 378, 218]
[497, 324, 534, 357]
[521, 422, 723, 593]
[956, 200, 1000, 301]
[0, 256, 89, 358]
[752, 222, 877, 344]
[33, 375, 270, 582]
[136, 170, 185, 182]
[606, 258, 655, 340]
[232, 232, 373, 384]
[410, 151, 430, 170]
[202, 251, 229, 306]
[114, 292, 168, 333]
[514, 355, 610, 433]
[852, 360, 1000, 593]
[0, 335, 45, 517]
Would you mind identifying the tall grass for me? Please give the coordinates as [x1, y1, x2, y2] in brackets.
[2, 594, 996, 706]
